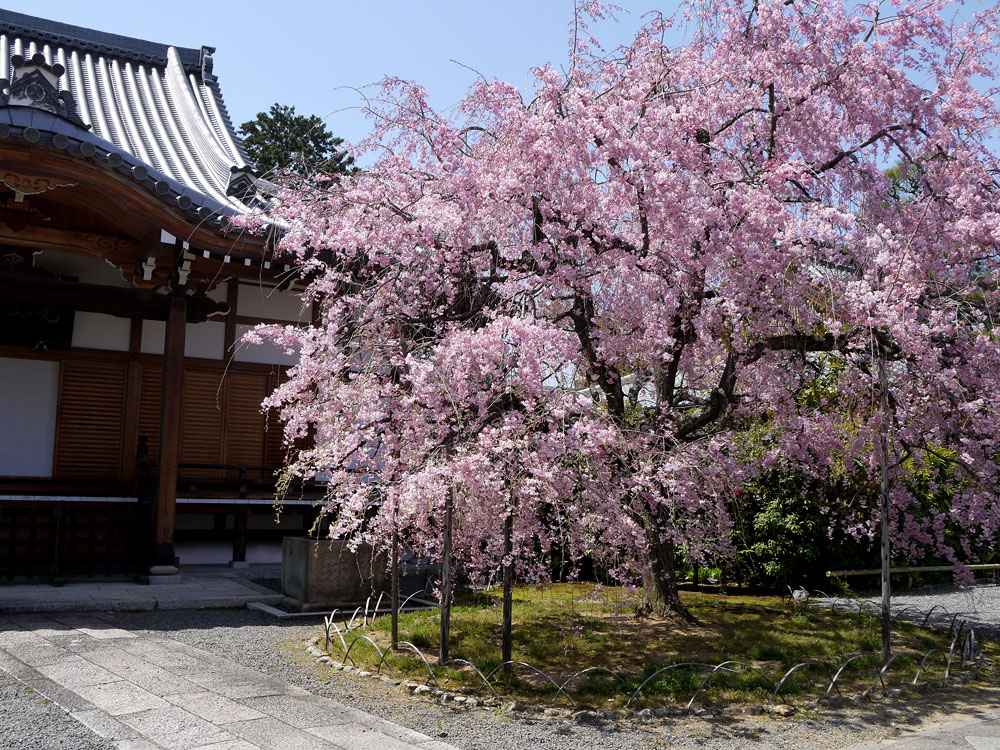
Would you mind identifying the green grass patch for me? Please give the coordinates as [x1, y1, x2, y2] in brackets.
[320, 583, 961, 708]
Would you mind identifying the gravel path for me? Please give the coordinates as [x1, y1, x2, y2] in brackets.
[859, 581, 1000, 641]
[2, 582, 996, 750]
[0, 669, 116, 750]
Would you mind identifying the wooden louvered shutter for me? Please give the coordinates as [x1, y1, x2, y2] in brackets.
[223, 372, 268, 476]
[137, 362, 162, 463]
[263, 371, 288, 467]
[179, 369, 224, 477]
[53, 360, 127, 479]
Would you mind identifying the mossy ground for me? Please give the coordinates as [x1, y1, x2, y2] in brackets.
[328, 583, 962, 707]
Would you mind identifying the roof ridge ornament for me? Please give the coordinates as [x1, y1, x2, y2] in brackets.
[2, 52, 89, 130]
[200, 45, 216, 78]
[226, 164, 259, 201]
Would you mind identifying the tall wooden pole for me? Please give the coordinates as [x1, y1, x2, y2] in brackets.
[439, 485, 454, 665]
[501, 511, 514, 673]
[153, 294, 186, 570]
[391, 523, 400, 650]
[878, 354, 892, 664]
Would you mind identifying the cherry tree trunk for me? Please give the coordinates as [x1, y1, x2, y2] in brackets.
[641, 535, 695, 623]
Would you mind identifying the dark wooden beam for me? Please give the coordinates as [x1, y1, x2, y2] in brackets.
[129, 318, 143, 353]
[0, 150, 269, 258]
[0, 272, 228, 323]
[0, 222, 140, 259]
[152, 295, 187, 569]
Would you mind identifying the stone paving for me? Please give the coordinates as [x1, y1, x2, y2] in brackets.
[847, 709, 1000, 750]
[0, 566, 284, 614]
[0, 612, 458, 749]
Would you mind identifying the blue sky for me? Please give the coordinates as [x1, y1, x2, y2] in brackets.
[2, 1, 666, 147]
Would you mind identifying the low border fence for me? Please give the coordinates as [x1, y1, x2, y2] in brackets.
[310, 589, 991, 711]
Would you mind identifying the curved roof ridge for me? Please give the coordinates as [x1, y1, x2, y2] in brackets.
[0, 7, 267, 219]
[0, 7, 203, 72]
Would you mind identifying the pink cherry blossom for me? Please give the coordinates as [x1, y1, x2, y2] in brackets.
[254, 0, 1000, 615]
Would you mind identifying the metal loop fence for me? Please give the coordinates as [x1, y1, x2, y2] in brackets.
[769, 661, 819, 706]
[311, 593, 987, 711]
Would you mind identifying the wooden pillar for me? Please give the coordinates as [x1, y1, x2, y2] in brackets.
[153, 295, 186, 569]
[878, 354, 892, 664]
[233, 507, 248, 564]
[439, 485, 453, 665]
[121, 318, 144, 482]
[391, 523, 400, 650]
[501, 511, 514, 673]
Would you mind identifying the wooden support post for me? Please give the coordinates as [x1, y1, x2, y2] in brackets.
[233, 507, 248, 565]
[501, 511, 514, 673]
[152, 295, 186, 570]
[878, 354, 892, 664]
[129, 317, 143, 353]
[123, 318, 143, 481]
[391, 524, 400, 651]
[439, 485, 453, 665]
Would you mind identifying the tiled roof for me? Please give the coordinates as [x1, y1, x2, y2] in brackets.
[0, 8, 264, 221]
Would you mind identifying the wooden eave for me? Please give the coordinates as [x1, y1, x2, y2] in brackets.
[0, 142, 286, 290]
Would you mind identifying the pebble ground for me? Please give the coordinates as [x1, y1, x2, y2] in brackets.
[2, 581, 998, 749]
[0, 669, 116, 750]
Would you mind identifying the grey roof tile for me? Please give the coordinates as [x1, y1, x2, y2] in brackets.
[0, 7, 261, 218]
[0, 8, 201, 71]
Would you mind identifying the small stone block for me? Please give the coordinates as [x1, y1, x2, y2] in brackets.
[141, 574, 183, 585]
[149, 565, 179, 576]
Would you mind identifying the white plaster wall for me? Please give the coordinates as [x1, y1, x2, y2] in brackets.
[208, 281, 229, 303]
[174, 540, 281, 565]
[70, 312, 130, 351]
[141, 320, 225, 360]
[233, 323, 298, 366]
[0, 358, 59, 477]
[236, 283, 310, 323]
[140, 320, 165, 355]
[185, 321, 225, 360]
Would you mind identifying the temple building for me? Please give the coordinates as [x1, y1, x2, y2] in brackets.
[0, 8, 317, 582]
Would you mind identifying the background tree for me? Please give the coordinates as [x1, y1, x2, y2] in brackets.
[729, 470, 874, 590]
[238, 103, 355, 177]
[254, 0, 1000, 629]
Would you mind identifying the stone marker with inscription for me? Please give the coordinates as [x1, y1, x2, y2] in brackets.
[282, 537, 388, 611]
